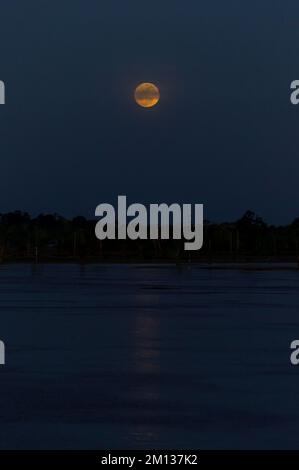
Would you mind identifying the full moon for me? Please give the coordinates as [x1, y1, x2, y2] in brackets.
[134, 83, 160, 108]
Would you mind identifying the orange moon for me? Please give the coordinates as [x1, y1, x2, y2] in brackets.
[134, 83, 160, 108]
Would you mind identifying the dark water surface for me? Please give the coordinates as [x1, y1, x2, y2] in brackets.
[0, 263, 298, 449]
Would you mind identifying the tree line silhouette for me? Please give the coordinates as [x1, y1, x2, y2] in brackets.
[0, 209, 299, 262]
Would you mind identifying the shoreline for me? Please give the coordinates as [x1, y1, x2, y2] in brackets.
[0, 259, 298, 270]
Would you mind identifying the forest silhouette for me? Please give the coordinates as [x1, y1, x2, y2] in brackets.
[0, 210, 299, 263]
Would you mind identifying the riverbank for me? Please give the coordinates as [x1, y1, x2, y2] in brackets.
[0, 257, 298, 270]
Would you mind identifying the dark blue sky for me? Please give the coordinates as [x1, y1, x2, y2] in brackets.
[0, 0, 298, 223]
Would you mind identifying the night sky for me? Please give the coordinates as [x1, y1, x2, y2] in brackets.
[0, 0, 298, 223]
